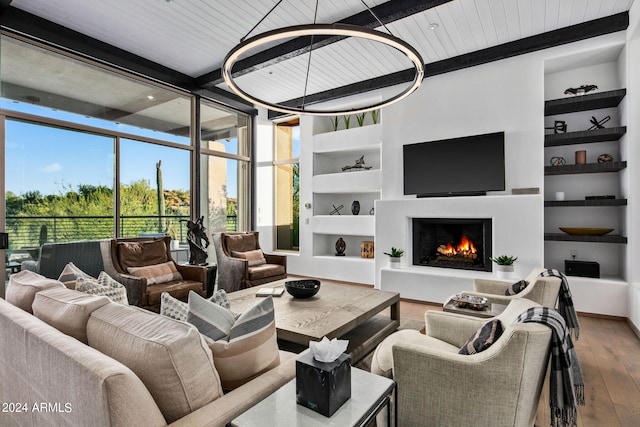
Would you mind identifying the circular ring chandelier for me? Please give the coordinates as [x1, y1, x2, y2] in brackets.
[222, 23, 425, 116]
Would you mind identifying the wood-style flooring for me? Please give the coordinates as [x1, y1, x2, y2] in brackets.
[399, 299, 640, 427]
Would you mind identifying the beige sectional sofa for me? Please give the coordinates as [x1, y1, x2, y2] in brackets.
[0, 271, 297, 427]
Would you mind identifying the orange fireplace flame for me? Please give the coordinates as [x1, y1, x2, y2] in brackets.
[437, 235, 478, 258]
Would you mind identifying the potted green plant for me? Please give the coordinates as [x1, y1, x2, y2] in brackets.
[384, 247, 404, 269]
[490, 255, 517, 278]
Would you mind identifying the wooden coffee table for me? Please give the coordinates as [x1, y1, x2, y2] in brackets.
[228, 279, 400, 362]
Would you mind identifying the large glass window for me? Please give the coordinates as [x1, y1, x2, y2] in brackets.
[274, 118, 300, 251]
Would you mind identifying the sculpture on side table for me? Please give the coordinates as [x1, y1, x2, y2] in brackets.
[186, 216, 209, 265]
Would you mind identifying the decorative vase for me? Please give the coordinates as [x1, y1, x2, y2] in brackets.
[495, 264, 514, 279]
[335, 237, 346, 256]
[360, 241, 374, 258]
[575, 150, 586, 165]
[389, 257, 401, 269]
[170, 239, 180, 250]
[351, 200, 360, 215]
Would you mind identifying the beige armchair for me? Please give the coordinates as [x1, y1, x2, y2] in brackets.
[467, 267, 562, 307]
[371, 298, 552, 427]
[212, 232, 287, 292]
[102, 236, 206, 310]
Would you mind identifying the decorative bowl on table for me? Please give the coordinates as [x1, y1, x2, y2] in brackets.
[451, 294, 489, 311]
[559, 227, 614, 236]
[285, 280, 321, 298]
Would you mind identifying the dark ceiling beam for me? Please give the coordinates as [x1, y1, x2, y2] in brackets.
[196, 0, 454, 88]
[269, 11, 629, 119]
[0, 6, 257, 114]
[0, 0, 12, 11]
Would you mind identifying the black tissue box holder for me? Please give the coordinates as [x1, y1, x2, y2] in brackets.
[296, 351, 351, 417]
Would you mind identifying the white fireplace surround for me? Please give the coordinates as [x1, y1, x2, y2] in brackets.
[375, 195, 543, 303]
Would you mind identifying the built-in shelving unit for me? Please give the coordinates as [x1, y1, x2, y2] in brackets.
[543, 85, 628, 279]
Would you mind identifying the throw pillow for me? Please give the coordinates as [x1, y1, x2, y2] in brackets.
[505, 280, 529, 296]
[187, 291, 280, 390]
[76, 272, 129, 305]
[459, 319, 503, 355]
[161, 290, 232, 322]
[58, 262, 92, 283]
[127, 261, 183, 285]
[231, 249, 267, 267]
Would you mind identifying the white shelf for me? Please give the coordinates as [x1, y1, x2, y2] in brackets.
[313, 124, 382, 153]
[312, 169, 382, 193]
[311, 215, 375, 236]
[313, 255, 374, 263]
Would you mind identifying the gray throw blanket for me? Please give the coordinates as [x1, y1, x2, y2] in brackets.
[516, 306, 584, 427]
[539, 269, 580, 340]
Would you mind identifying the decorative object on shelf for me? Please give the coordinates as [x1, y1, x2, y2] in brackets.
[575, 150, 586, 165]
[545, 120, 567, 134]
[185, 216, 209, 265]
[369, 207, 375, 215]
[360, 241, 374, 258]
[342, 115, 351, 129]
[550, 156, 566, 166]
[351, 200, 360, 215]
[329, 116, 339, 131]
[555, 192, 565, 201]
[564, 84, 598, 96]
[355, 112, 366, 127]
[330, 204, 344, 215]
[588, 115, 610, 130]
[221, 1, 424, 116]
[285, 279, 321, 299]
[342, 155, 373, 172]
[559, 227, 614, 236]
[489, 255, 517, 279]
[370, 109, 379, 124]
[335, 237, 346, 256]
[384, 247, 404, 269]
[597, 153, 613, 163]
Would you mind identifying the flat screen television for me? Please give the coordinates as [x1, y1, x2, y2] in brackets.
[403, 132, 505, 197]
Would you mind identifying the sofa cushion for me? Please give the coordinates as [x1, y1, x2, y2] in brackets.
[459, 319, 504, 355]
[224, 233, 257, 253]
[32, 287, 110, 344]
[76, 272, 129, 305]
[248, 263, 286, 281]
[232, 249, 267, 267]
[127, 261, 183, 284]
[188, 292, 280, 390]
[87, 303, 223, 423]
[5, 270, 65, 313]
[116, 239, 168, 271]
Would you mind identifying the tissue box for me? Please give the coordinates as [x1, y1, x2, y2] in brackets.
[296, 351, 351, 417]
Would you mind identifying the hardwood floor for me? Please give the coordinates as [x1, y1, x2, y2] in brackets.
[399, 299, 640, 427]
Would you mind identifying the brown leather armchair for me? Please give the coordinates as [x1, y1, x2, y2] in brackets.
[212, 231, 286, 292]
[102, 236, 206, 310]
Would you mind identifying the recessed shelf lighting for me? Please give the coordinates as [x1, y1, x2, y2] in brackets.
[429, 23, 439, 30]
[147, 95, 155, 100]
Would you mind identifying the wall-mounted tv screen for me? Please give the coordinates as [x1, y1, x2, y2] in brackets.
[403, 132, 505, 197]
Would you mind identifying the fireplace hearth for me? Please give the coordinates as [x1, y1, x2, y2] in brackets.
[412, 218, 492, 272]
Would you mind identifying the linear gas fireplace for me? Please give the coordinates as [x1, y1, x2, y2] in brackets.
[412, 218, 492, 272]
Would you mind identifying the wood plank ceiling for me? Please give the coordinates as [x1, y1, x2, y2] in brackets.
[4, 0, 636, 112]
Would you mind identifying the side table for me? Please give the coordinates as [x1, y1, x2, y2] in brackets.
[231, 366, 396, 427]
[180, 263, 217, 297]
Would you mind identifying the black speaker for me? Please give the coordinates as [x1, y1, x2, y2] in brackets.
[0, 232, 8, 250]
[564, 260, 600, 278]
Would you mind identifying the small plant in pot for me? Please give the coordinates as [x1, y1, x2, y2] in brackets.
[490, 255, 517, 278]
[384, 247, 404, 269]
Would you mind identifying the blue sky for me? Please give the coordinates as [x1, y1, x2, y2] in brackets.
[3, 101, 238, 198]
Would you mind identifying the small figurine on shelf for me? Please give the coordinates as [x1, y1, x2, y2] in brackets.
[335, 238, 346, 256]
[330, 204, 344, 215]
[564, 84, 598, 95]
[545, 120, 567, 134]
[588, 115, 610, 130]
[342, 156, 373, 172]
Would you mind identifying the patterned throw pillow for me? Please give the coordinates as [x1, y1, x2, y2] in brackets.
[187, 291, 280, 390]
[76, 272, 129, 305]
[504, 280, 529, 296]
[459, 319, 503, 355]
[58, 262, 92, 283]
[231, 249, 267, 267]
[127, 261, 183, 285]
[161, 289, 231, 322]
[160, 292, 189, 321]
